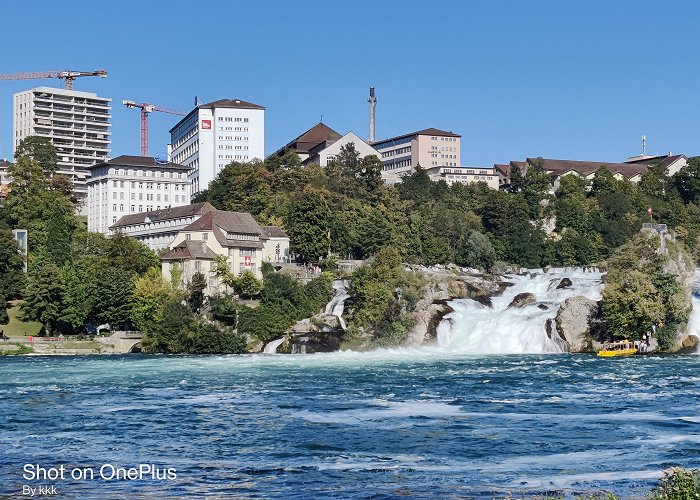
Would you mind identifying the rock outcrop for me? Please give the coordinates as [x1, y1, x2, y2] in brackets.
[555, 296, 598, 352]
[556, 278, 573, 290]
[406, 270, 502, 346]
[508, 293, 536, 309]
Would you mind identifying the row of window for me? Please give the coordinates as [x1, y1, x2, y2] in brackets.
[111, 180, 186, 190]
[431, 136, 457, 142]
[108, 168, 185, 179]
[218, 117, 249, 122]
[218, 126, 249, 132]
[217, 135, 248, 141]
[218, 155, 249, 160]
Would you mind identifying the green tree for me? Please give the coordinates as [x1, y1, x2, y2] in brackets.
[43, 193, 75, 266]
[131, 268, 176, 332]
[235, 271, 262, 300]
[91, 267, 135, 328]
[20, 262, 65, 335]
[187, 272, 207, 312]
[673, 157, 700, 204]
[14, 136, 58, 176]
[285, 187, 331, 262]
[458, 230, 496, 270]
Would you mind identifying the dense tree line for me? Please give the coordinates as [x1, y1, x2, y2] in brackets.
[198, 146, 700, 269]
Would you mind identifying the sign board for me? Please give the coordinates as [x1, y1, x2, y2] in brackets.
[244, 256, 251, 267]
[201, 119, 212, 130]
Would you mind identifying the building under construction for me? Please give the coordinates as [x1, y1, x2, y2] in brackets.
[12, 86, 111, 210]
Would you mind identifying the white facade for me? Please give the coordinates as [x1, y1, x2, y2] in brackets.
[86, 156, 191, 235]
[13, 86, 111, 206]
[169, 99, 265, 198]
[312, 132, 380, 167]
[426, 165, 499, 189]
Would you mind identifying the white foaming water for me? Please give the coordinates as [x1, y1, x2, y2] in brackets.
[325, 280, 350, 330]
[263, 336, 286, 354]
[687, 269, 700, 353]
[435, 268, 604, 355]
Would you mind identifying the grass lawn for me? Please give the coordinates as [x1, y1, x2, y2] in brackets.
[3, 302, 42, 338]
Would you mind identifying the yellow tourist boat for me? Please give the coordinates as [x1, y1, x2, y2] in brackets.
[597, 340, 638, 357]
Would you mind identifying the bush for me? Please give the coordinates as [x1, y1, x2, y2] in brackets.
[650, 467, 700, 499]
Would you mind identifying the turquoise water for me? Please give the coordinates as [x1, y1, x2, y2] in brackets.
[2, 352, 700, 498]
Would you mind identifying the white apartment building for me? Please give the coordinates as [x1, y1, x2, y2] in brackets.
[86, 155, 191, 235]
[13, 87, 111, 206]
[425, 165, 499, 189]
[111, 202, 215, 251]
[372, 128, 461, 184]
[169, 99, 265, 199]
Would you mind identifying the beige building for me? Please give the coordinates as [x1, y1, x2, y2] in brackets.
[426, 165, 499, 189]
[372, 128, 461, 183]
[161, 209, 289, 295]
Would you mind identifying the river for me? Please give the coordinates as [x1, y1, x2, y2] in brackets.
[2, 352, 700, 498]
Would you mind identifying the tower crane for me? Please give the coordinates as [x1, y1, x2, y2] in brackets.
[0, 69, 107, 90]
[123, 100, 186, 156]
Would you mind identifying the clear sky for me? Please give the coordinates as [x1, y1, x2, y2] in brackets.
[1, 0, 698, 165]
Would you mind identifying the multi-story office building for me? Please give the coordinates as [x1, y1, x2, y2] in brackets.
[13, 87, 111, 207]
[169, 99, 265, 199]
[372, 128, 461, 183]
[86, 155, 191, 235]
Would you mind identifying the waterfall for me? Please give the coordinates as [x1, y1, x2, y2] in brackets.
[687, 270, 700, 353]
[263, 336, 286, 354]
[325, 280, 350, 330]
[435, 269, 604, 354]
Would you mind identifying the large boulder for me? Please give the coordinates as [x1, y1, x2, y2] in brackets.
[508, 293, 536, 308]
[556, 278, 573, 290]
[555, 296, 598, 352]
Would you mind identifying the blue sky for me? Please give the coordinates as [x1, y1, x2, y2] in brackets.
[1, 0, 697, 165]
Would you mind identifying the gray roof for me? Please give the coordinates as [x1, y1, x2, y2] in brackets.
[372, 127, 461, 146]
[262, 226, 289, 238]
[170, 98, 265, 132]
[89, 155, 189, 171]
[111, 202, 215, 228]
[161, 240, 217, 261]
[184, 210, 265, 249]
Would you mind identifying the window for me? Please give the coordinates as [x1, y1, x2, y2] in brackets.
[120, 192, 124, 200]
[202, 233, 208, 241]
[195, 261, 201, 272]
[186, 234, 191, 240]
[131, 205, 135, 211]
[119, 204, 124, 212]
[112, 204, 117, 211]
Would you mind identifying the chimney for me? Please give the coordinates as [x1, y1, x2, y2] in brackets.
[368, 87, 376, 142]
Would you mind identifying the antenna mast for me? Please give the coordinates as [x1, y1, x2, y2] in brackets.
[368, 86, 376, 142]
[642, 134, 647, 156]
